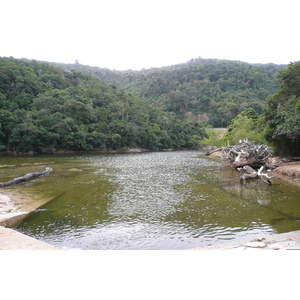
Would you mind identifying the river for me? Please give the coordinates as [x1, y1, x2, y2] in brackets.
[1, 151, 300, 249]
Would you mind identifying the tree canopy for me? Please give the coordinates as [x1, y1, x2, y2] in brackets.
[55, 57, 285, 127]
[0, 57, 207, 153]
[1, 56, 297, 156]
[224, 108, 264, 145]
[221, 61, 300, 156]
[264, 62, 300, 156]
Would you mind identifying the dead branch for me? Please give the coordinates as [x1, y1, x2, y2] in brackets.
[239, 165, 274, 185]
[208, 141, 271, 168]
[207, 141, 275, 185]
[239, 166, 258, 185]
[0, 168, 53, 187]
[205, 147, 224, 156]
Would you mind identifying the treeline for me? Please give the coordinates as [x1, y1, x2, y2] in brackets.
[1, 56, 298, 156]
[56, 57, 286, 127]
[224, 61, 300, 156]
[0, 57, 207, 153]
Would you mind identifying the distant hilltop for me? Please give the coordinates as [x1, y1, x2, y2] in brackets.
[53, 57, 286, 127]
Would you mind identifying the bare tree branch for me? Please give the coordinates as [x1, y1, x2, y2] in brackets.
[0, 168, 53, 187]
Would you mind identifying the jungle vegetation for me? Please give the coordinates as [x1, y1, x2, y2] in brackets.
[1, 56, 298, 155]
[263, 61, 300, 156]
[56, 57, 286, 127]
[224, 61, 300, 156]
[0, 57, 206, 153]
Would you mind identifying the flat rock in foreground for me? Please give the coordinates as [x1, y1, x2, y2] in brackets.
[0, 226, 58, 250]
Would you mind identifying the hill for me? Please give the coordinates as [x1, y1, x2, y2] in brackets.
[0, 57, 206, 153]
[54, 57, 286, 127]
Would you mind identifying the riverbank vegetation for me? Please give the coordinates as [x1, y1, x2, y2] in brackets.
[201, 127, 227, 148]
[263, 62, 300, 156]
[223, 62, 300, 156]
[0, 56, 299, 156]
[0, 57, 206, 153]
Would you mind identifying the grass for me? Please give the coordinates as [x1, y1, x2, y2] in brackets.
[202, 128, 228, 147]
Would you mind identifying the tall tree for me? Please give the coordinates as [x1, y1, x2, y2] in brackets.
[264, 62, 300, 156]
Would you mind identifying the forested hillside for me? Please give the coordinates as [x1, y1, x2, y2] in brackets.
[56, 58, 286, 127]
[0, 57, 206, 153]
[219, 61, 300, 156]
[264, 61, 300, 156]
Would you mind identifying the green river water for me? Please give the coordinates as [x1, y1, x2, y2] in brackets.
[1, 151, 300, 249]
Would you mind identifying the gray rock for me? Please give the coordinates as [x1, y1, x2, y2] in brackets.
[242, 241, 267, 248]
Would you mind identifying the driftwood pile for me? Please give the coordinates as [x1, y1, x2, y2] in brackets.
[206, 141, 270, 168]
[206, 141, 274, 185]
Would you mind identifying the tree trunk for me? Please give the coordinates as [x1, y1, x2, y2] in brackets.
[0, 168, 53, 187]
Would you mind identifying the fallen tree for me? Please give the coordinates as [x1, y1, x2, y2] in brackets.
[0, 168, 53, 187]
[239, 165, 274, 185]
[206, 141, 274, 184]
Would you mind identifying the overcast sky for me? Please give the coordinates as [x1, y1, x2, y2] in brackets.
[1, 0, 299, 70]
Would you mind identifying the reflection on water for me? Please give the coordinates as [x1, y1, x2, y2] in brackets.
[1, 151, 299, 249]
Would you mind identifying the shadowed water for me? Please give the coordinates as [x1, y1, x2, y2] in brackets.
[1, 151, 299, 249]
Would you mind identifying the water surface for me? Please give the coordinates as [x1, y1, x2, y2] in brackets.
[1, 151, 300, 249]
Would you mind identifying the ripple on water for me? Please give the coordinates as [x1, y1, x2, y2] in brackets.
[11, 151, 300, 249]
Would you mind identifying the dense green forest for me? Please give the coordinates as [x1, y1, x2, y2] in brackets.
[263, 62, 300, 156]
[0, 57, 207, 153]
[1, 56, 298, 155]
[224, 61, 300, 156]
[56, 57, 286, 127]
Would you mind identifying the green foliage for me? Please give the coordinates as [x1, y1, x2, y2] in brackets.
[264, 62, 300, 156]
[56, 58, 285, 127]
[0, 57, 207, 153]
[224, 108, 264, 145]
[189, 135, 203, 148]
[202, 128, 227, 147]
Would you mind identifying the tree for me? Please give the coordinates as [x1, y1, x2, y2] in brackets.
[264, 62, 300, 156]
[225, 108, 264, 145]
[56, 58, 284, 127]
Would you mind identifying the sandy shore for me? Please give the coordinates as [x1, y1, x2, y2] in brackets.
[190, 229, 300, 250]
[273, 161, 300, 185]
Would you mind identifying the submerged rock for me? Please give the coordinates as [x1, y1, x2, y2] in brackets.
[0, 194, 16, 214]
[242, 241, 267, 248]
[68, 168, 82, 172]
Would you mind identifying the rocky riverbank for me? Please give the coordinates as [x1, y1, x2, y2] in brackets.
[208, 148, 300, 186]
[0, 189, 81, 250]
[273, 161, 300, 184]
[190, 229, 300, 250]
[0, 226, 59, 250]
